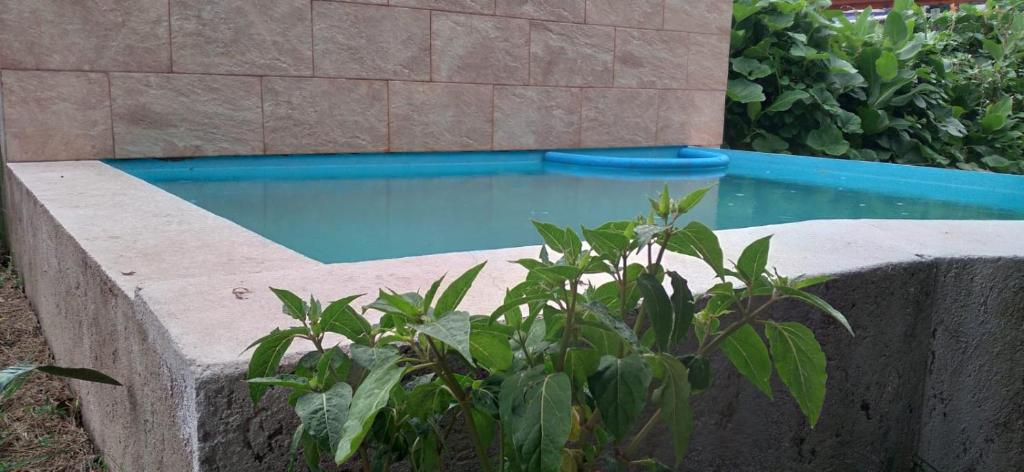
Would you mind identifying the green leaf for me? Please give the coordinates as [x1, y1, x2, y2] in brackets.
[637, 273, 674, 351]
[656, 355, 693, 465]
[727, 79, 766, 104]
[777, 287, 853, 336]
[736, 236, 772, 282]
[765, 322, 827, 427]
[582, 302, 641, 350]
[732, 57, 772, 80]
[720, 325, 773, 398]
[247, 328, 305, 404]
[805, 123, 850, 156]
[732, 2, 762, 23]
[752, 133, 789, 153]
[434, 262, 486, 317]
[470, 329, 513, 371]
[349, 345, 401, 370]
[247, 374, 312, 391]
[271, 287, 307, 321]
[334, 359, 404, 464]
[765, 90, 810, 113]
[667, 272, 695, 345]
[583, 228, 629, 259]
[320, 298, 372, 345]
[666, 221, 725, 276]
[588, 355, 652, 439]
[983, 39, 1004, 62]
[513, 373, 573, 472]
[793, 275, 834, 290]
[875, 51, 899, 82]
[682, 355, 711, 391]
[533, 221, 568, 253]
[675, 187, 712, 214]
[883, 10, 909, 46]
[33, 366, 122, 386]
[981, 97, 1013, 133]
[413, 310, 473, 363]
[296, 382, 352, 453]
[1, 365, 37, 399]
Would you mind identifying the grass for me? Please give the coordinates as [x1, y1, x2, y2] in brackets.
[0, 260, 105, 472]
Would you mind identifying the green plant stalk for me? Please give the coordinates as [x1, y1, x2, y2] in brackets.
[698, 295, 779, 356]
[623, 409, 662, 460]
[426, 339, 495, 472]
[556, 279, 581, 372]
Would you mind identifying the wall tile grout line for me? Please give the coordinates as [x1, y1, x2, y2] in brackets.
[167, 0, 174, 72]
[106, 73, 117, 159]
[259, 76, 267, 154]
[0, 67, 727, 92]
[310, 0, 316, 76]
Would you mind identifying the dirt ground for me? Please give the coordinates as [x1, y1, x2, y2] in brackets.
[0, 269, 105, 472]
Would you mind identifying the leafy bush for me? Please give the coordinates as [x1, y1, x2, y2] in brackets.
[725, 0, 1024, 174]
[246, 187, 852, 471]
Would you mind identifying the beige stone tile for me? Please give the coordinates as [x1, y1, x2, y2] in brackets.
[390, 0, 495, 14]
[495, 0, 585, 22]
[585, 0, 663, 29]
[110, 73, 263, 158]
[494, 86, 580, 149]
[1, 71, 113, 162]
[432, 12, 530, 85]
[313, 2, 430, 80]
[530, 22, 614, 87]
[262, 77, 388, 155]
[614, 29, 690, 89]
[0, 0, 169, 72]
[580, 88, 659, 147]
[389, 81, 492, 151]
[688, 33, 731, 90]
[170, 0, 312, 76]
[664, 0, 733, 34]
[657, 90, 725, 146]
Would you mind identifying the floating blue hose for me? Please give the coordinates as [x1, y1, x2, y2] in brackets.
[544, 147, 729, 170]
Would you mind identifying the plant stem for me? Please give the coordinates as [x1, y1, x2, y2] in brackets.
[556, 279, 580, 372]
[624, 409, 662, 459]
[427, 339, 495, 472]
[698, 296, 778, 356]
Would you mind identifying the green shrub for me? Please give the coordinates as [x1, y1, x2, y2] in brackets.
[725, 0, 1024, 174]
[246, 187, 852, 471]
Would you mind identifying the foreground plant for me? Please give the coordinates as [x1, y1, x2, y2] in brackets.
[246, 187, 852, 471]
[1, 364, 121, 406]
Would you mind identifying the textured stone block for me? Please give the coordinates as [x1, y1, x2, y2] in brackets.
[657, 90, 725, 146]
[110, 74, 263, 158]
[262, 78, 387, 155]
[389, 0, 495, 14]
[389, 82, 492, 151]
[688, 33, 731, 90]
[313, 2, 430, 80]
[494, 86, 581, 149]
[614, 29, 690, 89]
[1, 71, 113, 162]
[0, 0, 169, 71]
[530, 22, 614, 87]
[495, 0, 585, 22]
[432, 13, 530, 85]
[580, 89, 659, 147]
[664, 0, 733, 34]
[585, 0, 663, 28]
[170, 0, 312, 76]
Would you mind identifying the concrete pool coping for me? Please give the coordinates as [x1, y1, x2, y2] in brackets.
[5, 159, 1024, 470]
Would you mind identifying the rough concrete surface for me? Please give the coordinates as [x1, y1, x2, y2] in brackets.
[4, 159, 1023, 471]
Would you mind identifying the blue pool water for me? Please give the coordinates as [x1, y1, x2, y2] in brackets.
[109, 147, 1024, 263]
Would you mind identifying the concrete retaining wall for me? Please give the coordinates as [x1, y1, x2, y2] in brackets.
[5, 160, 1023, 470]
[0, 0, 730, 162]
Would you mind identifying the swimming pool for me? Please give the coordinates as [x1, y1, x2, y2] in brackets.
[109, 147, 1024, 263]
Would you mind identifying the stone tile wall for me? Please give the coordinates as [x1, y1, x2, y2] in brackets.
[0, 0, 731, 162]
